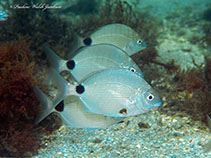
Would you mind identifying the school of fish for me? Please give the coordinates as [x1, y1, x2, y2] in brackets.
[34, 23, 162, 130]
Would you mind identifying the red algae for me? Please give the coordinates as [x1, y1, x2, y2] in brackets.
[164, 57, 211, 123]
[0, 38, 45, 157]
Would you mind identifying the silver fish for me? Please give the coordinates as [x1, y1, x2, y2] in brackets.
[66, 23, 147, 58]
[39, 68, 161, 121]
[44, 44, 144, 82]
[34, 86, 122, 128]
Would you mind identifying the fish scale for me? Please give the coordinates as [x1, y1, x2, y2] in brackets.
[61, 96, 123, 128]
[33, 87, 122, 128]
[47, 68, 162, 117]
[45, 44, 144, 82]
[79, 70, 147, 116]
[81, 83, 136, 115]
[91, 24, 138, 45]
[34, 66, 161, 126]
[87, 24, 145, 56]
[66, 23, 147, 58]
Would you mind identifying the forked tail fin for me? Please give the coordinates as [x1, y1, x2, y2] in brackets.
[44, 68, 79, 108]
[34, 67, 79, 125]
[65, 27, 84, 59]
[33, 86, 54, 124]
[44, 46, 66, 72]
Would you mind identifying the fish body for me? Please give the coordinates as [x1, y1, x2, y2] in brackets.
[78, 68, 161, 117]
[66, 23, 147, 58]
[47, 68, 161, 118]
[58, 96, 122, 128]
[33, 86, 122, 128]
[0, 10, 8, 21]
[45, 44, 144, 82]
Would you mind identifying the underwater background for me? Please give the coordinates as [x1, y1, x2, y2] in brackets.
[0, 0, 211, 157]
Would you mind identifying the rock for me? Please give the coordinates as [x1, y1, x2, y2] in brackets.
[156, 34, 205, 71]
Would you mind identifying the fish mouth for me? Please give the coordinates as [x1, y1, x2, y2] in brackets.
[141, 43, 148, 48]
[136, 71, 144, 78]
[141, 101, 162, 111]
[154, 101, 162, 107]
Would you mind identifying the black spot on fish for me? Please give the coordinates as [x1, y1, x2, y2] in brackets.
[83, 37, 92, 46]
[55, 100, 64, 112]
[66, 60, 75, 70]
[76, 85, 85, 94]
[119, 108, 127, 114]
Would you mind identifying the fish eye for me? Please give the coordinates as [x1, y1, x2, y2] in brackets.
[129, 67, 136, 72]
[137, 39, 143, 45]
[146, 94, 154, 101]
